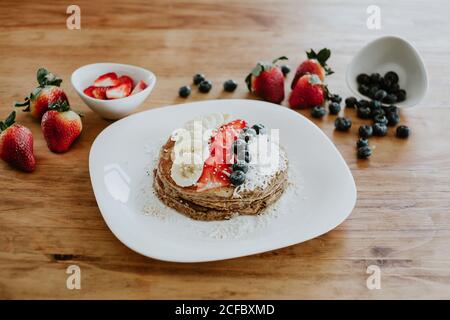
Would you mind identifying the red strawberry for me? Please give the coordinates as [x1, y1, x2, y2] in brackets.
[196, 163, 231, 191]
[245, 56, 288, 104]
[291, 48, 333, 89]
[41, 100, 82, 153]
[92, 87, 108, 100]
[197, 119, 247, 191]
[289, 74, 326, 109]
[83, 86, 96, 98]
[94, 72, 119, 87]
[106, 82, 132, 99]
[117, 75, 133, 87]
[15, 68, 68, 120]
[0, 111, 36, 172]
[131, 80, 148, 95]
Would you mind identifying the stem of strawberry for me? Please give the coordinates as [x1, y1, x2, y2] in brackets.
[0, 111, 16, 132]
[14, 97, 31, 112]
[48, 99, 70, 112]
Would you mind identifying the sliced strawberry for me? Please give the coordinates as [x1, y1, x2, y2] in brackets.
[196, 163, 231, 191]
[105, 82, 132, 99]
[131, 80, 148, 95]
[83, 86, 96, 98]
[92, 87, 108, 100]
[196, 119, 247, 191]
[94, 72, 118, 87]
[117, 75, 133, 87]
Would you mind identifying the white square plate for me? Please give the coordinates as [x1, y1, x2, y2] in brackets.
[89, 99, 356, 262]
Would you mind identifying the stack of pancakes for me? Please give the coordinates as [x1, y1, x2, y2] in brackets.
[153, 139, 288, 221]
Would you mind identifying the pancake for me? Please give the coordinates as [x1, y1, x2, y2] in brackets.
[153, 138, 288, 221]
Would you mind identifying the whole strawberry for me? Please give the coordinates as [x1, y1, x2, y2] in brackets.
[289, 74, 326, 109]
[291, 48, 333, 89]
[0, 111, 36, 172]
[41, 100, 82, 153]
[15, 68, 69, 120]
[245, 56, 288, 104]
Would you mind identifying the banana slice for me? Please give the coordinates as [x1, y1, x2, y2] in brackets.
[170, 153, 204, 187]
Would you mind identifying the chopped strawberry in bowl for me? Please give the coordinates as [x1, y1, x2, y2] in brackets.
[71, 63, 156, 120]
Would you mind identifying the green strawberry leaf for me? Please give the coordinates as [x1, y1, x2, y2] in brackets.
[272, 56, 288, 64]
[37, 68, 62, 87]
[317, 48, 331, 65]
[48, 99, 70, 112]
[1, 111, 16, 131]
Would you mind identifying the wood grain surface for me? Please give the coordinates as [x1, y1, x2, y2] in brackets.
[1, 0, 450, 299]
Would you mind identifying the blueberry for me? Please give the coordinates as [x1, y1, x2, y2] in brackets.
[369, 86, 379, 99]
[329, 102, 341, 115]
[383, 93, 398, 104]
[244, 151, 252, 163]
[374, 90, 387, 101]
[357, 99, 370, 109]
[359, 125, 373, 138]
[386, 112, 400, 126]
[380, 78, 392, 91]
[223, 79, 238, 92]
[357, 146, 372, 159]
[385, 105, 399, 115]
[396, 89, 406, 102]
[357, 138, 369, 148]
[193, 73, 205, 85]
[372, 123, 388, 136]
[358, 85, 370, 96]
[335, 117, 352, 131]
[357, 107, 371, 119]
[357, 73, 370, 85]
[199, 80, 212, 93]
[329, 94, 342, 104]
[396, 125, 410, 138]
[369, 100, 382, 110]
[371, 108, 385, 119]
[232, 161, 248, 173]
[370, 73, 382, 84]
[373, 115, 388, 126]
[345, 97, 358, 108]
[230, 170, 246, 186]
[252, 124, 266, 135]
[389, 83, 400, 93]
[281, 65, 291, 76]
[232, 139, 246, 154]
[311, 106, 326, 118]
[241, 128, 257, 142]
[178, 85, 191, 98]
[384, 71, 399, 84]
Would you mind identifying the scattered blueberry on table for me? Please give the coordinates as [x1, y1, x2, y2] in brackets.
[199, 80, 212, 93]
[178, 85, 191, 98]
[193, 73, 205, 85]
[335, 117, 352, 131]
[328, 102, 341, 115]
[396, 125, 410, 138]
[311, 106, 326, 118]
[223, 79, 238, 92]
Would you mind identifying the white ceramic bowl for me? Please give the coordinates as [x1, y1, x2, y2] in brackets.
[71, 63, 156, 120]
[346, 36, 427, 108]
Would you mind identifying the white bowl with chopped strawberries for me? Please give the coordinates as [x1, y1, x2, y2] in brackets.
[71, 63, 156, 120]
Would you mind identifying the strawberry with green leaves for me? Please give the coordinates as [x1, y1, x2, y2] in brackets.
[291, 48, 333, 89]
[0, 111, 36, 172]
[41, 100, 82, 153]
[15, 68, 69, 120]
[289, 74, 327, 109]
[245, 56, 288, 104]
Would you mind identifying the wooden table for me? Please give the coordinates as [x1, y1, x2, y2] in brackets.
[1, 0, 450, 299]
